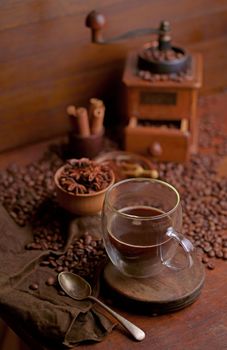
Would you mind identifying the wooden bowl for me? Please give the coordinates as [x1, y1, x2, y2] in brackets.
[54, 164, 115, 216]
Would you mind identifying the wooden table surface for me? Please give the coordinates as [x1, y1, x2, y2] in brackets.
[0, 93, 226, 350]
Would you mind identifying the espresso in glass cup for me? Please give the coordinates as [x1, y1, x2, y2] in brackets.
[102, 178, 194, 278]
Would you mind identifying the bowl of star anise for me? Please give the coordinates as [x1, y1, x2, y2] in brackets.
[54, 158, 115, 215]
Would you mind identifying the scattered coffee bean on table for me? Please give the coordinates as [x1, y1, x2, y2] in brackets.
[155, 112, 227, 270]
[0, 101, 226, 272]
[46, 276, 56, 286]
[29, 283, 39, 291]
[0, 150, 63, 227]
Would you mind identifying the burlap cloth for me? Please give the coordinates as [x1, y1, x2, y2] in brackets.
[0, 204, 115, 348]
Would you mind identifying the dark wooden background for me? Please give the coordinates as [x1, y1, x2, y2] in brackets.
[0, 0, 227, 152]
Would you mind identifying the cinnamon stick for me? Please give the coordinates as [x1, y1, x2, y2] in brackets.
[66, 105, 79, 133]
[76, 107, 90, 136]
[88, 98, 104, 121]
[90, 105, 105, 135]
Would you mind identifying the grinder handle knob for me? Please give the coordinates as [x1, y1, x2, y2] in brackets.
[85, 11, 106, 43]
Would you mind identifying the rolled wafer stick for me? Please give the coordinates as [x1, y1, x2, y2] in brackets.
[76, 107, 90, 136]
[88, 98, 104, 121]
[66, 105, 77, 116]
[66, 105, 79, 133]
[90, 105, 105, 135]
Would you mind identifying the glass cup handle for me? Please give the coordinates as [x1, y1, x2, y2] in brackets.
[163, 227, 194, 270]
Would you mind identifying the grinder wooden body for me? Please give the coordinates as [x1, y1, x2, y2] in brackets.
[123, 51, 203, 162]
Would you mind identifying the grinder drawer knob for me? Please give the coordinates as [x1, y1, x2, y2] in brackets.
[148, 142, 163, 157]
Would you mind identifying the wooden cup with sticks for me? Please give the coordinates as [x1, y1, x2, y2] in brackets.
[66, 98, 105, 158]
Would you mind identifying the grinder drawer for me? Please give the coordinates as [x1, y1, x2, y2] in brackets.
[125, 118, 190, 162]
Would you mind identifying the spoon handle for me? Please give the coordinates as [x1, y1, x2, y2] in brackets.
[88, 295, 145, 341]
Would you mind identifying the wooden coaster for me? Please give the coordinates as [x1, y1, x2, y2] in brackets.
[103, 249, 205, 313]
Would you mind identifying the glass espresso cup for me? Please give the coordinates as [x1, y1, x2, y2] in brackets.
[102, 178, 194, 278]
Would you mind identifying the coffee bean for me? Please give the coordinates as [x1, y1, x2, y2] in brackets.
[203, 244, 212, 253]
[49, 260, 57, 268]
[46, 276, 55, 286]
[29, 283, 39, 290]
[202, 256, 209, 264]
[84, 234, 92, 245]
[58, 290, 66, 296]
[215, 250, 223, 258]
[207, 262, 215, 270]
[57, 266, 64, 272]
[208, 250, 215, 258]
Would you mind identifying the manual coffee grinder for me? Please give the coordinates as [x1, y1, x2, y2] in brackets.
[86, 13, 203, 162]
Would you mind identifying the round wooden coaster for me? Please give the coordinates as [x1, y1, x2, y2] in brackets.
[103, 250, 205, 313]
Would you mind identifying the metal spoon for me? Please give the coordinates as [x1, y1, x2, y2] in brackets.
[58, 271, 145, 341]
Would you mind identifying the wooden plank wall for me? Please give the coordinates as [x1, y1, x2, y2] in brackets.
[0, 0, 227, 152]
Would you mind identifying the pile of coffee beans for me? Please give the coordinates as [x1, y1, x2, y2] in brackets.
[40, 232, 106, 279]
[0, 150, 63, 226]
[0, 150, 108, 281]
[143, 47, 185, 62]
[138, 119, 179, 129]
[25, 200, 67, 252]
[28, 233, 106, 291]
[156, 113, 227, 270]
[138, 46, 192, 83]
[138, 69, 192, 83]
[0, 100, 226, 274]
